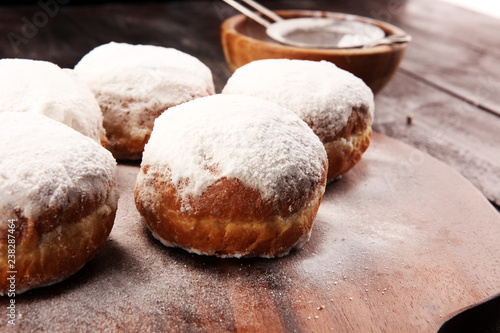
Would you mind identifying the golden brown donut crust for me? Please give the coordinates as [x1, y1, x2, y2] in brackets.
[134, 164, 327, 258]
[0, 192, 117, 295]
[322, 107, 372, 181]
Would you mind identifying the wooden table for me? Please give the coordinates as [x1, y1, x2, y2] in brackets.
[0, 0, 499, 332]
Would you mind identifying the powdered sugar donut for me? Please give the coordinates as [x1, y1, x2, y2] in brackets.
[222, 59, 374, 181]
[0, 58, 107, 146]
[74, 42, 215, 160]
[0, 112, 119, 295]
[134, 94, 327, 258]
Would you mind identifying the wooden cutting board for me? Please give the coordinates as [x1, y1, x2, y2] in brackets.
[2, 132, 499, 332]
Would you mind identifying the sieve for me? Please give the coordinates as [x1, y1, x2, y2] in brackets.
[222, 0, 411, 49]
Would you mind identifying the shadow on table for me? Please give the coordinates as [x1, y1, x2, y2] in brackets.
[438, 293, 500, 333]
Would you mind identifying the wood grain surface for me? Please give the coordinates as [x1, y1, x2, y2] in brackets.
[1, 133, 499, 332]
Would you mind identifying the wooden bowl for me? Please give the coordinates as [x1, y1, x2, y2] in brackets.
[221, 10, 410, 94]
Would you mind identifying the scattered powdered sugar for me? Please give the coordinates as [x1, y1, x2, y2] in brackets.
[0, 112, 118, 221]
[0, 58, 105, 144]
[73, 42, 215, 112]
[222, 59, 374, 142]
[142, 94, 327, 206]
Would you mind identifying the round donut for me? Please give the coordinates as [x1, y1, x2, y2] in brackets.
[134, 94, 327, 258]
[0, 112, 119, 295]
[74, 42, 215, 160]
[222, 59, 375, 181]
[0, 58, 107, 146]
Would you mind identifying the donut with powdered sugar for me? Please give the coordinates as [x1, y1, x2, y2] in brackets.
[0, 112, 119, 295]
[74, 42, 215, 160]
[222, 59, 374, 181]
[134, 94, 328, 258]
[0, 58, 106, 146]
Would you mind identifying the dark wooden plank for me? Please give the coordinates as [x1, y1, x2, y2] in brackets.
[0, 2, 234, 91]
[373, 70, 500, 206]
[395, 0, 500, 117]
[401, 0, 500, 56]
